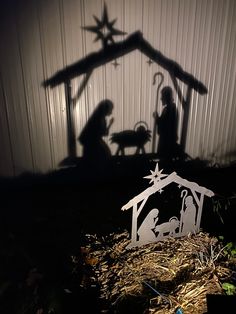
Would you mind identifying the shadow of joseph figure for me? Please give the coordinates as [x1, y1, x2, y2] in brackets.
[153, 86, 178, 161]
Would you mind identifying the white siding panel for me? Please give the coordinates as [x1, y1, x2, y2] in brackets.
[16, 0, 55, 172]
[37, 0, 68, 168]
[0, 1, 34, 175]
[0, 77, 14, 176]
[0, 0, 236, 175]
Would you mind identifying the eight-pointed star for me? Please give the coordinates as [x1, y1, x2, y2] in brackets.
[82, 4, 126, 48]
[144, 163, 167, 184]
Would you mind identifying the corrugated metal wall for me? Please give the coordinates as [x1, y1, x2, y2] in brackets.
[0, 0, 235, 176]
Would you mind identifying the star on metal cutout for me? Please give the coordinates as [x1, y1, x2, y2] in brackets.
[144, 163, 168, 185]
[82, 4, 127, 48]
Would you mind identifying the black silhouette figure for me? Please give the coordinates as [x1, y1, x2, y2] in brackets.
[153, 86, 178, 160]
[110, 121, 151, 155]
[78, 99, 114, 165]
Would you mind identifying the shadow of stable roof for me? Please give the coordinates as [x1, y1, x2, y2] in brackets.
[43, 31, 207, 95]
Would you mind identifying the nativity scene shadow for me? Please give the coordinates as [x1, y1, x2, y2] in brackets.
[42, 4, 208, 179]
[43, 4, 207, 169]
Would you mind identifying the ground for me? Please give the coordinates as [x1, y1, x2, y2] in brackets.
[79, 231, 236, 313]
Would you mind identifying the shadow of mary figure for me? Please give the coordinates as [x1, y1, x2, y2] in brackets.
[78, 99, 114, 169]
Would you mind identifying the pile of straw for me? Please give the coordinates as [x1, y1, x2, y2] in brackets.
[81, 231, 234, 314]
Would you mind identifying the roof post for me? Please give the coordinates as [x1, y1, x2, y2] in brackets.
[65, 80, 76, 158]
[131, 203, 138, 245]
[196, 193, 204, 231]
[180, 86, 192, 149]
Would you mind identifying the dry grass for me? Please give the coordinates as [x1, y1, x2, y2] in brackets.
[81, 231, 234, 314]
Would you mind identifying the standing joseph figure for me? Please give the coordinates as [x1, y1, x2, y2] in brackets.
[181, 195, 196, 234]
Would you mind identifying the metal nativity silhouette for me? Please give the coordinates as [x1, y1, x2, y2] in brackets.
[122, 163, 214, 248]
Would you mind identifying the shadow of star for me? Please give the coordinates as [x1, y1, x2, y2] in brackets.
[82, 3, 127, 48]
